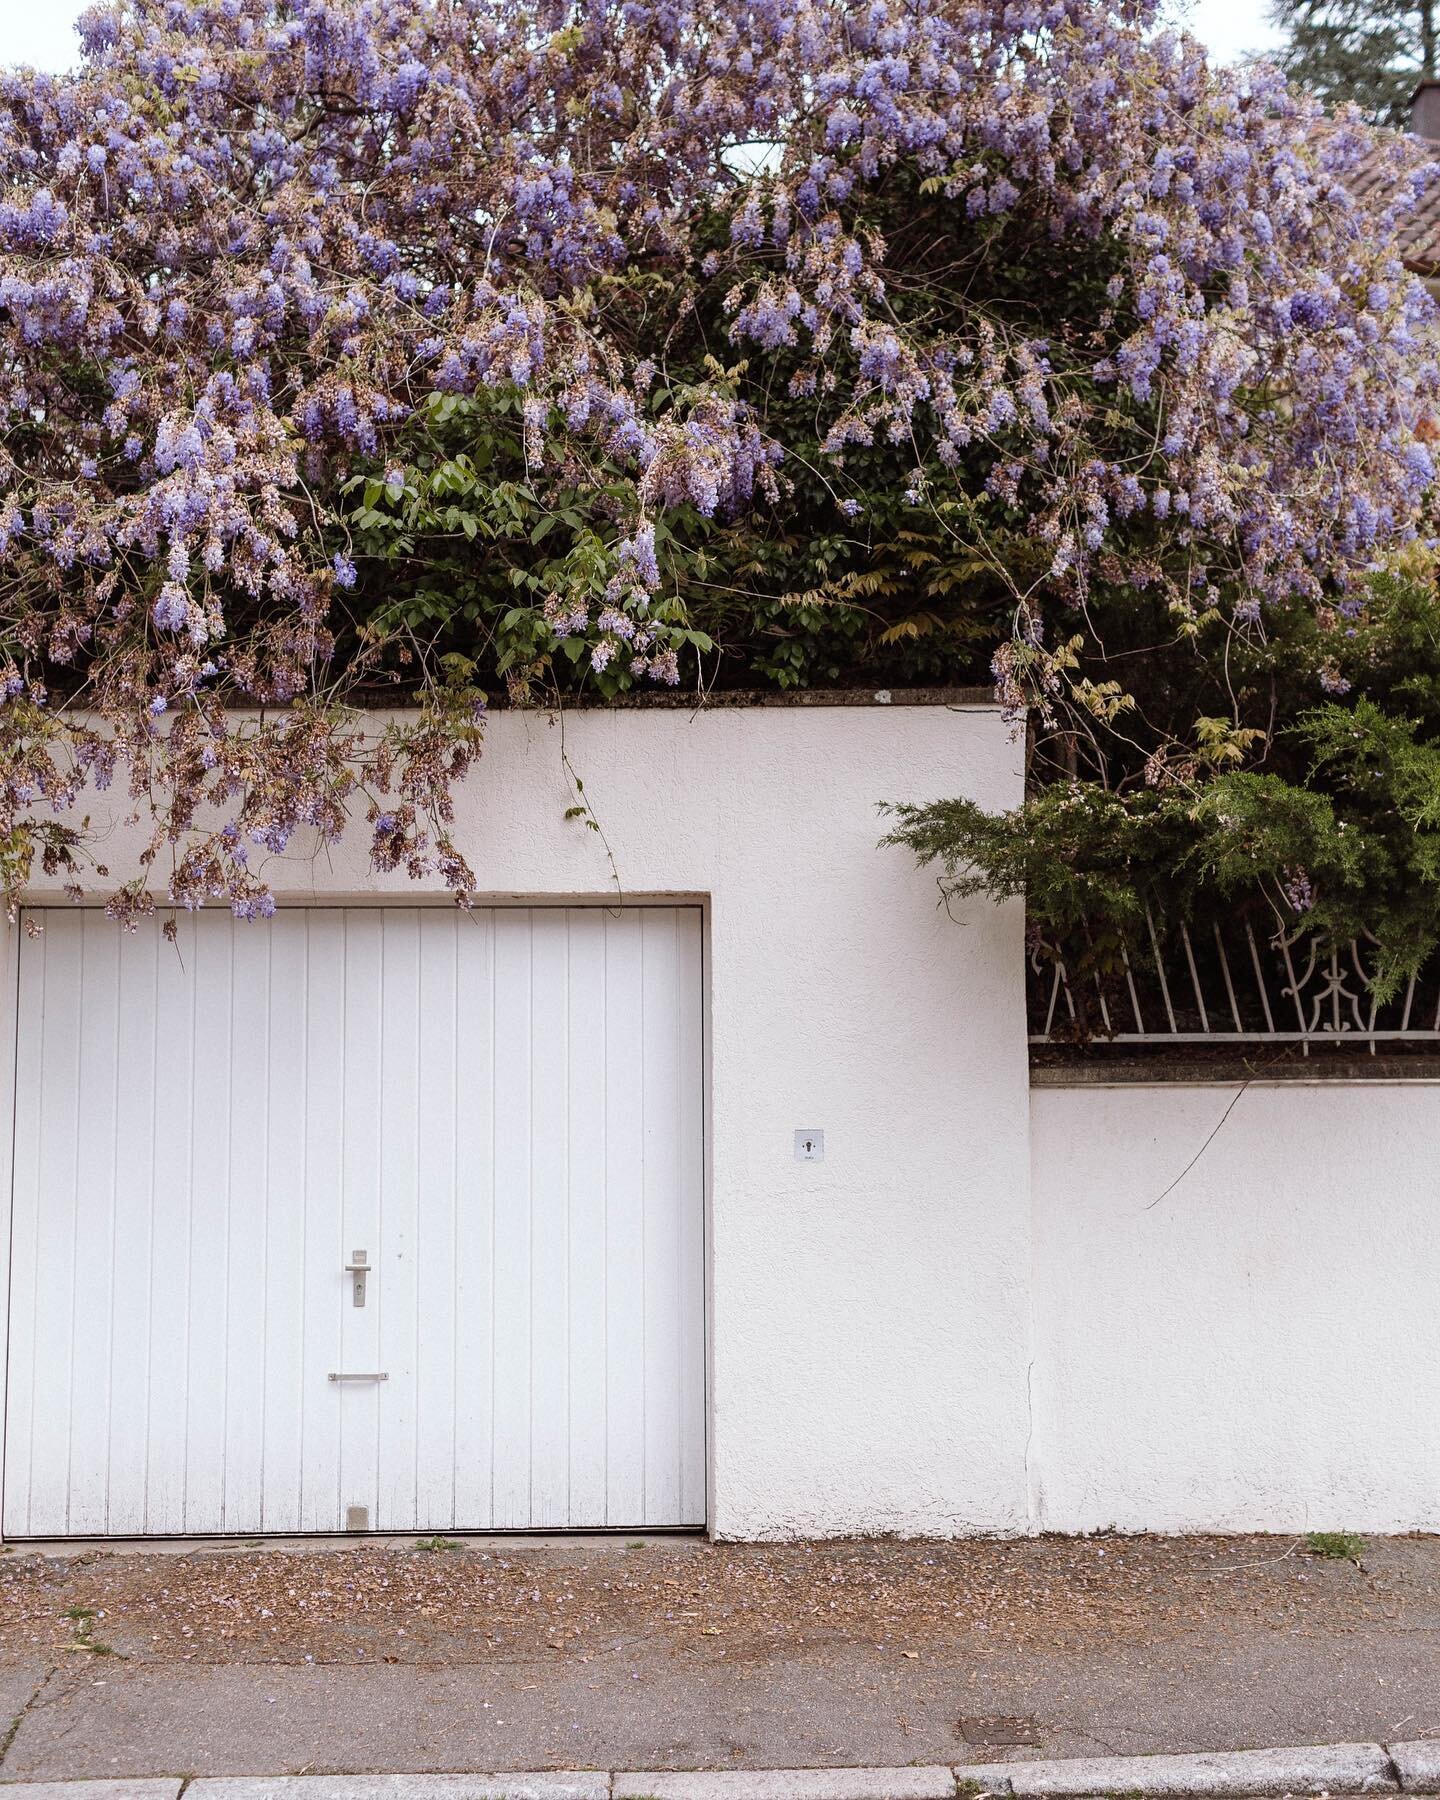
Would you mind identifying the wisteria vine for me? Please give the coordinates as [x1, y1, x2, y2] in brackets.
[2, 0, 1438, 919]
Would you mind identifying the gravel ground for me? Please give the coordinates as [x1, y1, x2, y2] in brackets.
[0, 1532, 1433, 1669]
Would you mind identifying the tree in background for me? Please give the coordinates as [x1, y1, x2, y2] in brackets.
[1263, 0, 1436, 125]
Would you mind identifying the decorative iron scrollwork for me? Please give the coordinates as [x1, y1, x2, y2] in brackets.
[1029, 915, 1436, 1053]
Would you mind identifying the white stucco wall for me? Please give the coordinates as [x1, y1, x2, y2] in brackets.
[21, 700, 1439, 1539]
[1029, 1080, 1440, 1534]
[11, 698, 1032, 1540]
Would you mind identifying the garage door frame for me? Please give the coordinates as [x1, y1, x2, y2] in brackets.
[0, 925, 16, 1539]
[0, 896, 712, 1539]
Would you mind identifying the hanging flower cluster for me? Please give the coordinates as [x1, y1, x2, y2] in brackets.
[1, 0, 1437, 917]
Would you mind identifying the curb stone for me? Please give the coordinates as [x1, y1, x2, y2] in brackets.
[0, 1744, 1433, 1800]
[955, 1744, 1398, 1797]
[185, 1780, 609, 1800]
[0, 1786, 183, 1799]
[1393, 1745, 1440, 1793]
[613, 1773, 956, 1800]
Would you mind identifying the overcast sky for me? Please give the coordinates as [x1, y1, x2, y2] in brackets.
[2, 0, 1284, 74]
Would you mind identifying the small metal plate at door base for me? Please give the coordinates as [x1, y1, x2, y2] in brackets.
[345, 1505, 370, 1533]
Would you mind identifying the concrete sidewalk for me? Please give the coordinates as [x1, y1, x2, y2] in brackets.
[0, 1534, 1436, 1784]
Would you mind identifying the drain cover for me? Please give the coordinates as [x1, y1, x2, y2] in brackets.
[958, 1716, 1042, 1746]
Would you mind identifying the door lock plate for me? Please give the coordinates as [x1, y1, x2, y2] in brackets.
[344, 1249, 369, 1307]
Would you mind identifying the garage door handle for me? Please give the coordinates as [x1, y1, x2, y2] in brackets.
[327, 1372, 389, 1382]
[344, 1249, 370, 1308]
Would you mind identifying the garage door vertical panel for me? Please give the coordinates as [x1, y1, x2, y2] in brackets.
[409, 912, 461, 1530]
[5, 917, 53, 1538]
[259, 919, 309, 1531]
[219, 924, 271, 1531]
[601, 909, 647, 1526]
[5, 917, 75, 1535]
[143, 916, 197, 1534]
[491, 911, 534, 1527]
[183, 917, 235, 1531]
[451, 911, 497, 1528]
[339, 910, 384, 1531]
[299, 913, 346, 1531]
[529, 907, 572, 1527]
[378, 910, 422, 1530]
[106, 923, 160, 1533]
[63, 916, 122, 1535]
[565, 907, 609, 1526]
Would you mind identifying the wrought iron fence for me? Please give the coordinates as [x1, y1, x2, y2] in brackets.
[1028, 909, 1440, 1053]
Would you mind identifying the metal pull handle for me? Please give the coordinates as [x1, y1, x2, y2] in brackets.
[328, 1371, 389, 1383]
[345, 1249, 369, 1308]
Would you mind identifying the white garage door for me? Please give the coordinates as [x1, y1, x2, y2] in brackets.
[4, 906, 705, 1537]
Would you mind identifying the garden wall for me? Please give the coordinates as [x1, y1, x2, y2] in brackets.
[9, 698, 1440, 1538]
[1029, 1079, 1440, 1534]
[7, 697, 1033, 1541]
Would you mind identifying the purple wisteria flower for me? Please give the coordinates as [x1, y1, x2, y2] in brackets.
[0, 0, 1436, 919]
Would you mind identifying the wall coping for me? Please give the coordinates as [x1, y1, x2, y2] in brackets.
[476, 684, 998, 712]
[1032, 1056, 1440, 1087]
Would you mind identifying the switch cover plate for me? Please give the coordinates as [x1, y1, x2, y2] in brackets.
[794, 1128, 825, 1162]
